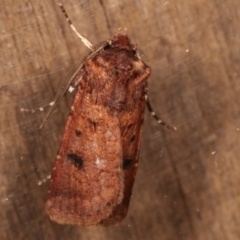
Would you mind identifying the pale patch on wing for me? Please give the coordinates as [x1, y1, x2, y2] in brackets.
[95, 157, 106, 167]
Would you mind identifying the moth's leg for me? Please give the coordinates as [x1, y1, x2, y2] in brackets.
[21, 3, 95, 128]
[21, 68, 84, 129]
[144, 88, 177, 131]
[20, 101, 55, 114]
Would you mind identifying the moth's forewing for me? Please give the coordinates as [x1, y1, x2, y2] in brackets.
[100, 92, 147, 226]
[45, 78, 124, 226]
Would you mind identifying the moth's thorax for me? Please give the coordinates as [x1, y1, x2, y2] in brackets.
[83, 47, 151, 112]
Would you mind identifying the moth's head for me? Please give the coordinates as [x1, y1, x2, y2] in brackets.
[109, 33, 136, 51]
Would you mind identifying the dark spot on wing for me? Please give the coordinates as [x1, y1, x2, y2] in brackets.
[123, 159, 132, 169]
[67, 153, 83, 169]
[75, 130, 82, 137]
[130, 135, 135, 142]
[88, 118, 97, 129]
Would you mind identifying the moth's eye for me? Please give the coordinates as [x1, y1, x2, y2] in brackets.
[104, 44, 111, 50]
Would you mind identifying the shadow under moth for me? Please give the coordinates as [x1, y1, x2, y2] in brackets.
[44, 3, 176, 226]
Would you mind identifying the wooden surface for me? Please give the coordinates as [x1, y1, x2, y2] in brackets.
[1, 0, 240, 239]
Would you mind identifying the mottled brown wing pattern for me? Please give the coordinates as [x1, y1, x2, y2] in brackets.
[45, 34, 151, 226]
[45, 79, 125, 225]
[100, 93, 146, 226]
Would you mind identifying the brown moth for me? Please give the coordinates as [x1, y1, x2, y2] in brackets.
[45, 3, 176, 226]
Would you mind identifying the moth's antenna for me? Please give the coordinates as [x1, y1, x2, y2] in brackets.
[36, 3, 95, 129]
[57, 3, 94, 51]
[144, 88, 177, 131]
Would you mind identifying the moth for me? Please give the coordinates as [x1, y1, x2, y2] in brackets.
[45, 3, 176, 226]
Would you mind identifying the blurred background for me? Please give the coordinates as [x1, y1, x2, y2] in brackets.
[1, 0, 240, 239]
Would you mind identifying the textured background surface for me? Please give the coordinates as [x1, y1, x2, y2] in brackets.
[1, 0, 240, 239]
